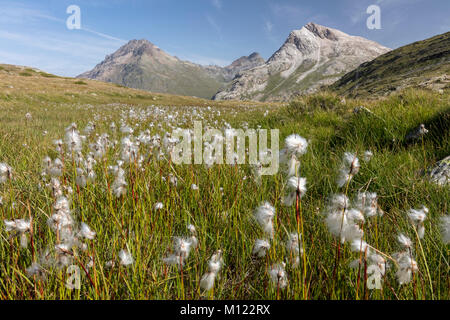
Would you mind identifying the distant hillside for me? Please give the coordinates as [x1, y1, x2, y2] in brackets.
[330, 32, 450, 97]
[0, 63, 279, 109]
[77, 40, 264, 99]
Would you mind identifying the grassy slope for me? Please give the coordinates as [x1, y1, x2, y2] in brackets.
[331, 32, 450, 97]
[0, 65, 449, 300]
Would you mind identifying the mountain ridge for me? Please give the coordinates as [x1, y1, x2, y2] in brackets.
[78, 39, 265, 99]
[79, 23, 391, 101]
[213, 22, 390, 101]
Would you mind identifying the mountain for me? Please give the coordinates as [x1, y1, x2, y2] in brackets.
[213, 22, 390, 101]
[330, 32, 450, 97]
[77, 40, 264, 99]
[220, 52, 265, 81]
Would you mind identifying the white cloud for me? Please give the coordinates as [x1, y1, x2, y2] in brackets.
[212, 0, 222, 10]
[0, 1, 125, 42]
[265, 20, 274, 33]
[206, 14, 222, 38]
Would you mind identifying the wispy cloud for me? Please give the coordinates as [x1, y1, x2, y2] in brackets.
[269, 3, 310, 27]
[265, 20, 273, 33]
[0, 1, 127, 75]
[206, 14, 223, 39]
[211, 0, 222, 10]
[81, 27, 126, 43]
[0, 1, 126, 42]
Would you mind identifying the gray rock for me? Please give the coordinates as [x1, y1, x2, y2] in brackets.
[429, 156, 450, 186]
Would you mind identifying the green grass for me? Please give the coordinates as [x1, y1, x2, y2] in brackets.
[0, 80, 448, 300]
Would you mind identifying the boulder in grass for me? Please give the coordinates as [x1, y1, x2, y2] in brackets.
[429, 155, 450, 186]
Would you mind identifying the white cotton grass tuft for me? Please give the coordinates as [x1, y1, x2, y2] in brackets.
[286, 233, 303, 267]
[397, 233, 413, 249]
[200, 250, 223, 292]
[254, 202, 276, 239]
[153, 202, 164, 210]
[65, 123, 82, 154]
[111, 167, 127, 198]
[252, 239, 271, 258]
[268, 262, 288, 289]
[282, 176, 307, 206]
[163, 237, 194, 267]
[336, 152, 360, 188]
[187, 224, 198, 249]
[119, 249, 134, 266]
[26, 262, 46, 279]
[363, 150, 373, 162]
[407, 206, 428, 239]
[0, 162, 13, 184]
[350, 239, 370, 253]
[354, 192, 379, 218]
[279, 134, 308, 177]
[3, 218, 32, 248]
[284, 134, 308, 157]
[78, 222, 96, 240]
[323, 194, 363, 243]
[392, 251, 418, 285]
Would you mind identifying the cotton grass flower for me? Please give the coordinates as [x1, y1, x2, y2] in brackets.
[279, 134, 308, 177]
[0, 163, 13, 184]
[4, 218, 32, 248]
[191, 183, 199, 190]
[200, 250, 223, 292]
[354, 192, 379, 218]
[163, 237, 194, 267]
[153, 202, 163, 210]
[252, 239, 270, 258]
[284, 134, 308, 157]
[323, 194, 363, 243]
[363, 150, 373, 162]
[397, 233, 413, 249]
[111, 169, 127, 198]
[268, 262, 288, 289]
[286, 232, 303, 267]
[392, 251, 418, 285]
[337, 152, 360, 188]
[26, 262, 46, 280]
[119, 249, 134, 266]
[254, 202, 275, 239]
[78, 222, 96, 240]
[407, 206, 428, 238]
[65, 123, 82, 154]
[187, 224, 198, 249]
[350, 239, 370, 253]
[282, 176, 307, 206]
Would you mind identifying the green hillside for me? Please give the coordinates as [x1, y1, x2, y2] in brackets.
[331, 32, 450, 97]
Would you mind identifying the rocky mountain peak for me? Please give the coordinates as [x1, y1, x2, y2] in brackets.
[112, 39, 162, 58]
[214, 23, 391, 101]
[228, 52, 264, 68]
[303, 22, 338, 40]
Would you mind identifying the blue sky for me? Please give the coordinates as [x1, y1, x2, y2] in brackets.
[0, 0, 448, 76]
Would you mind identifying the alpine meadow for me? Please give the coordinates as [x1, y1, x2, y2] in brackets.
[0, 1, 449, 302]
